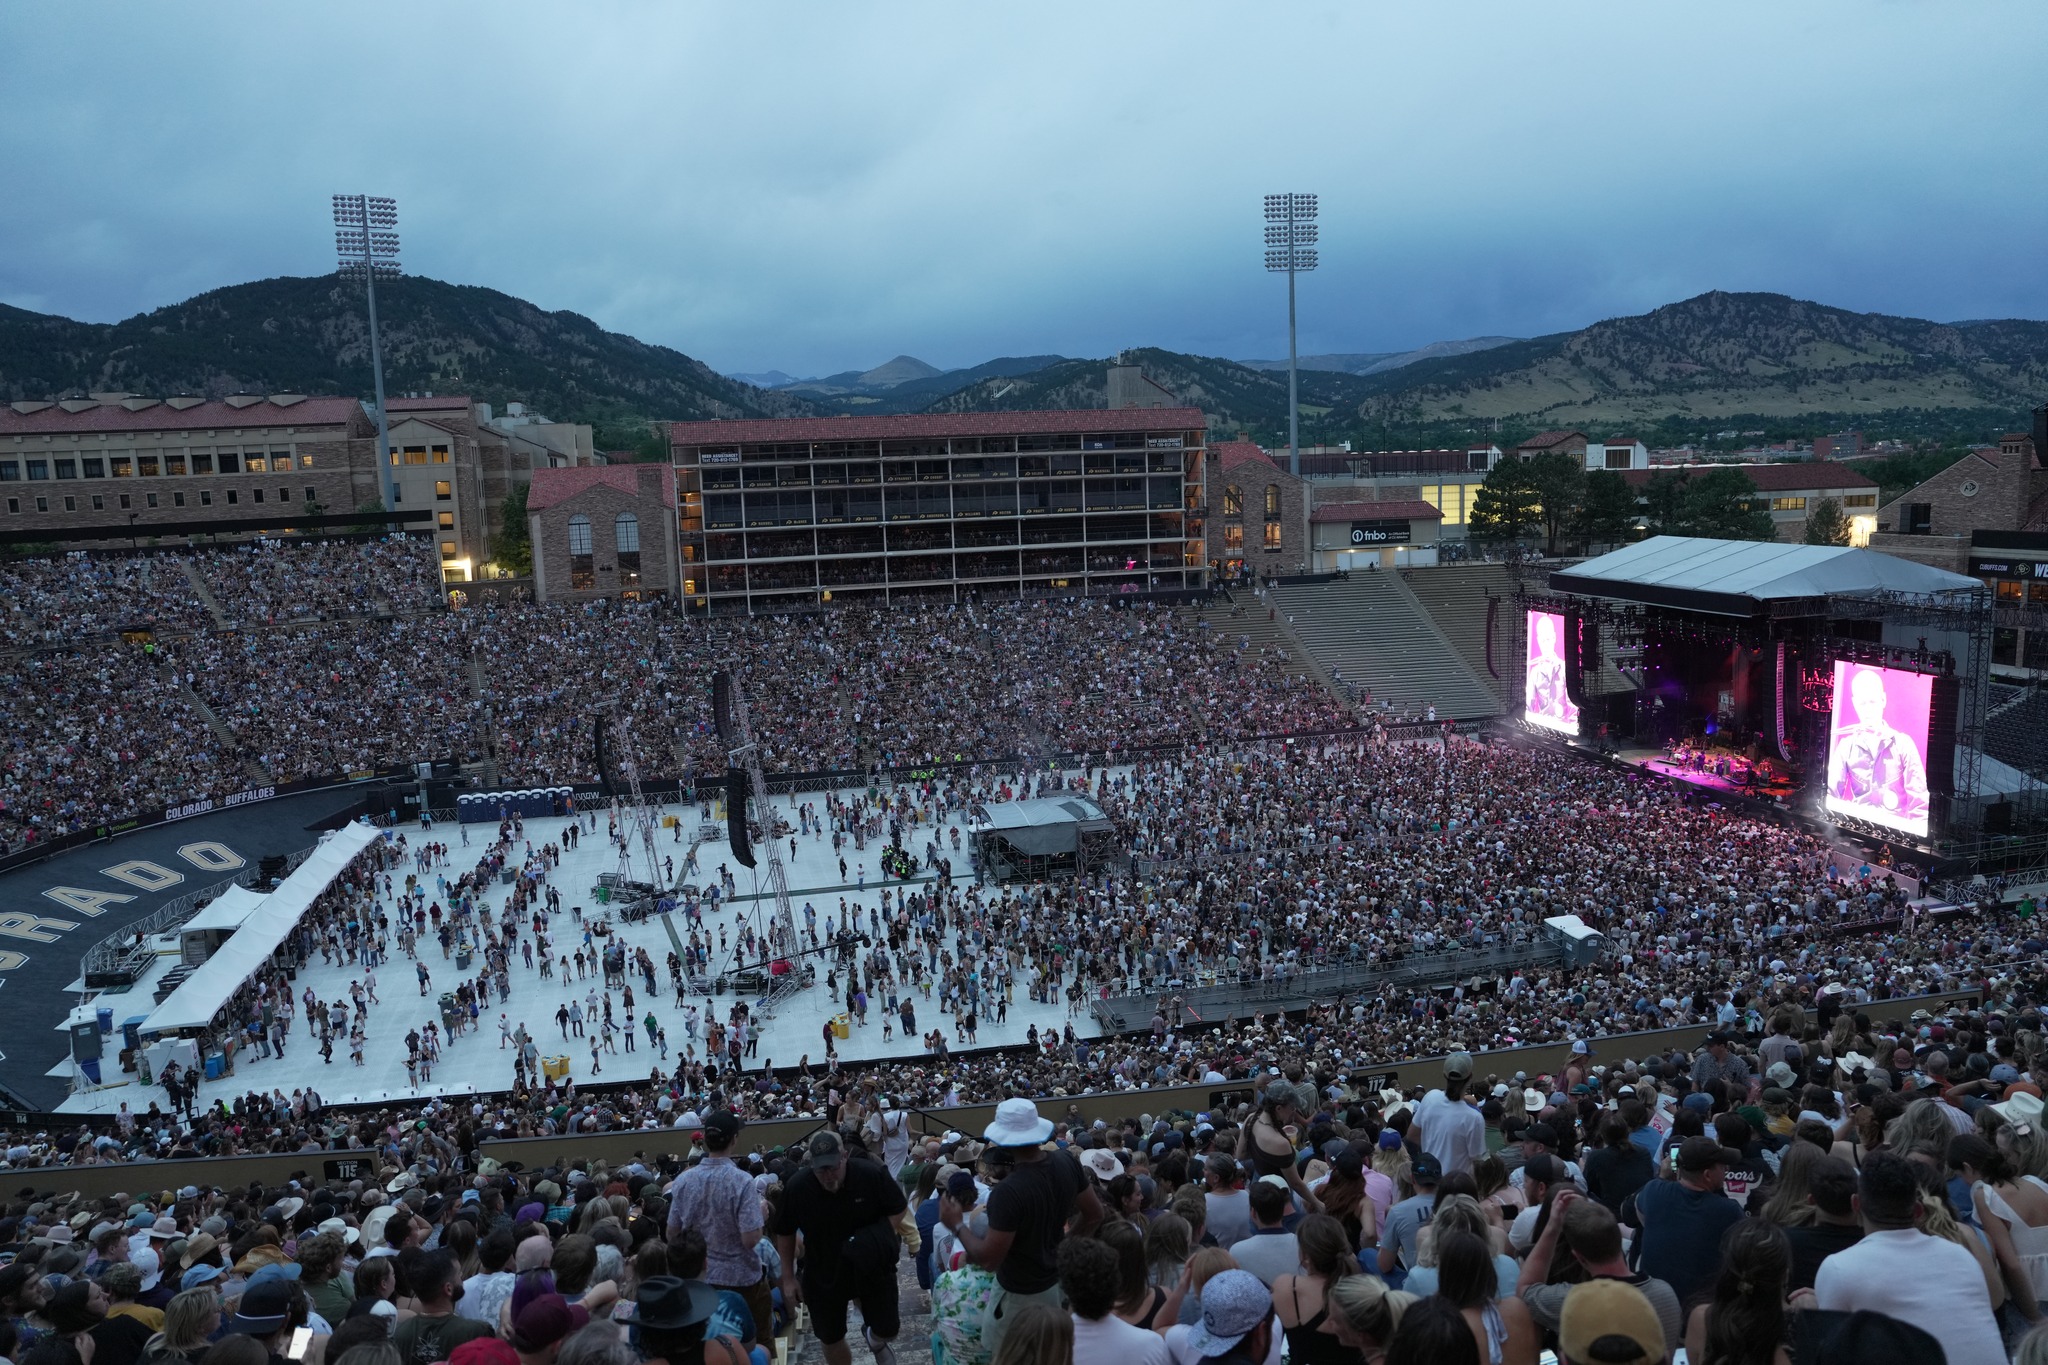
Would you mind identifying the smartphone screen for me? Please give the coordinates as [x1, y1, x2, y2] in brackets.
[288, 1328, 314, 1360]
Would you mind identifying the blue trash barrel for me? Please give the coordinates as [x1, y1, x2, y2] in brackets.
[96, 1006, 114, 1034]
[205, 1051, 226, 1080]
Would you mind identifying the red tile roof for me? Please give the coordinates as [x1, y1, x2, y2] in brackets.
[0, 395, 369, 434]
[1310, 500, 1444, 522]
[1619, 463, 1878, 492]
[1516, 429, 1587, 450]
[668, 408, 1207, 446]
[527, 463, 677, 511]
[1602, 436, 1642, 446]
[1214, 440, 1282, 474]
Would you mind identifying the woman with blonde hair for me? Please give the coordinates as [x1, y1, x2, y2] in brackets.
[1756, 1140, 1823, 1229]
[1372, 1133, 1414, 1204]
[140, 1289, 221, 1365]
[1401, 1196, 1516, 1298]
[1143, 1213, 1192, 1290]
[987, 1302, 1070, 1365]
[1157, 1247, 1238, 1333]
[1324, 1274, 1417, 1365]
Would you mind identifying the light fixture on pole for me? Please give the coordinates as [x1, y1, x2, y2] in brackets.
[1264, 193, 1318, 476]
[334, 194, 401, 513]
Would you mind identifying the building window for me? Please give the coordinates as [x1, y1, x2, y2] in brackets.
[1770, 496, 1807, 512]
[218, 454, 239, 474]
[1264, 485, 1280, 518]
[1844, 493, 1876, 508]
[173, 492, 185, 507]
[5, 498, 15, 514]
[111, 456, 133, 477]
[34, 496, 47, 512]
[1605, 448, 1631, 470]
[616, 512, 642, 588]
[300, 455, 315, 469]
[1902, 503, 1932, 535]
[440, 541, 458, 559]
[138, 456, 159, 477]
[164, 455, 185, 476]
[246, 456, 267, 474]
[1263, 521, 1282, 550]
[278, 486, 289, 503]
[435, 481, 452, 501]
[119, 494, 131, 510]
[200, 491, 212, 506]
[438, 511, 455, 529]
[1223, 524, 1244, 553]
[270, 452, 291, 470]
[432, 446, 450, 463]
[1223, 485, 1242, 517]
[54, 459, 76, 479]
[191, 454, 213, 474]
[402, 447, 428, 466]
[253, 488, 264, 503]
[82, 458, 104, 478]
[568, 513, 595, 589]
[0, 462, 16, 481]
[146, 492, 158, 508]
[91, 495, 103, 510]
[1998, 580, 2025, 603]
[27, 460, 48, 480]
[226, 490, 237, 505]
[304, 487, 316, 502]
[63, 495, 75, 511]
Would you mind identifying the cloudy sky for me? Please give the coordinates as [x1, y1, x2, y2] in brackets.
[2, 3, 2043, 377]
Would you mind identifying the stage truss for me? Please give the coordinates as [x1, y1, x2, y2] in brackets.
[722, 678, 808, 1018]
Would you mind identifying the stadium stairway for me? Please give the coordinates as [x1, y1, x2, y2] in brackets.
[1400, 562, 1519, 708]
[1184, 591, 1355, 718]
[1268, 572, 1504, 721]
[177, 560, 230, 627]
[177, 676, 270, 783]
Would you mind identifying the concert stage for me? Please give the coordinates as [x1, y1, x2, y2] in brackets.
[1513, 536, 1991, 847]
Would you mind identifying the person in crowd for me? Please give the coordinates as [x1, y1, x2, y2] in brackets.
[1268, 1216, 1359, 1365]
[1413, 1054, 1485, 1181]
[1376, 1155, 1441, 1287]
[1056, 1235, 1167, 1365]
[664, 1112, 769, 1344]
[1321, 1275, 1415, 1364]
[1556, 1280, 1667, 1365]
[1681, 1219, 1794, 1365]
[1225, 1183, 1300, 1288]
[1514, 1191, 1680, 1358]
[1814, 1150, 2007, 1365]
[771, 1131, 904, 1365]
[1430, 1231, 1536, 1365]
[1382, 1296, 1479, 1365]
[1632, 1136, 1745, 1306]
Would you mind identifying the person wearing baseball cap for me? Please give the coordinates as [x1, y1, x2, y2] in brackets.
[1557, 1278, 1667, 1365]
[1414, 1051, 1485, 1182]
[771, 1131, 906, 1365]
[663, 1111, 769, 1345]
[1179, 1269, 1276, 1364]
[508, 1291, 588, 1365]
[1376, 1153, 1441, 1284]
[1633, 1137, 1744, 1305]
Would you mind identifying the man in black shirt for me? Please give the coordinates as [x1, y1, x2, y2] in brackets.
[1782, 1156, 1864, 1291]
[939, 1097, 1102, 1358]
[773, 1130, 906, 1365]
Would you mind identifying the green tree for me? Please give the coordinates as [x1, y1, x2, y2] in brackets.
[492, 481, 534, 575]
[1804, 495, 1851, 546]
[1645, 468, 1776, 541]
[349, 499, 389, 534]
[1527, 452, 1587, 555]
[1575, 470, 1639, 549]
[1468, 458, 1542, 544]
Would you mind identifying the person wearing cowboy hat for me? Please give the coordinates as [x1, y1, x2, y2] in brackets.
[938, 1097, 1103, 1359]
[633, 1276, 748, 1365]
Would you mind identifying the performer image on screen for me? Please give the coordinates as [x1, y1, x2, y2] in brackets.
[1828, 668, 1930, 824]
[1526, 615, 1573, 721]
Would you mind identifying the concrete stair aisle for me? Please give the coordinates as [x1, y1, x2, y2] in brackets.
[177, 677, 270, 783]
[1400, 562, 1518, 707]
[1269, 572, 1504, 721]
[177, 559, 231, 627]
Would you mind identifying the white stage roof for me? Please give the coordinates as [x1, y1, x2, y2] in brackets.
[144, 821, 382, 1035]
[1552, 536, 1982, 615]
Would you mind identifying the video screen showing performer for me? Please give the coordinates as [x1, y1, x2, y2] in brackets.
[1824, 660, 1933, 837]
[1524, 610, 1580, 734]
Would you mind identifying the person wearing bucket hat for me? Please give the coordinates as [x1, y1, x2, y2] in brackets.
[940, 1097, 1103, 1358]
[771, 1130, 906, 1365]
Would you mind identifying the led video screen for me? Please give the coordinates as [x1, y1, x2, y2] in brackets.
[1524, 609, 1580, 734]
[1824, 660, 1933, 837]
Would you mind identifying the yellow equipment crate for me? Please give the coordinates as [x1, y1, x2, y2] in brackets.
[832, 1014, 851, 1040]
[542, 1055, 571, 1081]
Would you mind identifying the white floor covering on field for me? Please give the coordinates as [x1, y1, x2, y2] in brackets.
[56, 782, 1108, 1115]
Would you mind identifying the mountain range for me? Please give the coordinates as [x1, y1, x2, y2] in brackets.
[3, 277, 2043, 450]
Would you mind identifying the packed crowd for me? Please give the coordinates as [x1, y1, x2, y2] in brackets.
[0, 554, 215, 647]
[9, 1004, 2048, 1365]
[195, 539, 446, 626]
[0, 582, 1350, 849]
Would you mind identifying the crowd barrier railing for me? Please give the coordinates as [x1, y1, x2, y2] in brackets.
[20, 986, 1986, 1201]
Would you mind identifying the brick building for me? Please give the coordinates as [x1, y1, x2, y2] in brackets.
[0, 390, 594, 587]
[1307, 499, 1444, 568]
[527, 464, 683, 603]
[1206, 441, 1307, 578]
[1871, 414, 2048, 574]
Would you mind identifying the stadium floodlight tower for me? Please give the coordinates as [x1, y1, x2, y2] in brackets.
[1264, 192, 1319, 476]
[333, 194, 401, 513]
